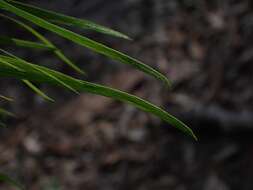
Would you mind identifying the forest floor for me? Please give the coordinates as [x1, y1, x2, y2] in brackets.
[1, 0, 253, 189]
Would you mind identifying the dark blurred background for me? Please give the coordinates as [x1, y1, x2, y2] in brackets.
[1, 0, 253, 189]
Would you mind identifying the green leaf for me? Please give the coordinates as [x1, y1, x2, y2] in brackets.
[6, 0, 131, 40]
[0, 1, 171, 87]
[0, 49, 79, 94]
[0, 36, 56, 50]
[0, 94, 14, 102]
[0, 173, 24, 190]
[0, 107, 15, 117]
[22, 80, 54, 102]
[0, 13, 86, 75]
[0, 55, 197, 140]
[0, 55, 24, 71]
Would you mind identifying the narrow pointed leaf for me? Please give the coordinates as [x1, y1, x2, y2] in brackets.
[6, 0, 131, 40]
[0, 56, 24, 71]
[0, 36, 56, 50]
[0, 173, 24, 190]
[0, 55, 197, 140]
[0, 94, 13, 101]
[0, 13, 85, 75]
[0, 1, 171, 87]
[0, 50, 79, 94]
[22, 80, 54, 102]
[0, 108, 15, 117]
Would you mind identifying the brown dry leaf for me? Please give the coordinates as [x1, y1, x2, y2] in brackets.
[103, 69, 145, 91]
[190, 41, 206, 61]
[168, 27, 186, 47]
[102, 150, 122, 166]
[167, 60, 199, 82]
[54, 95, 111, 127]
[53, 69, 144, 127]
[45, 138, 75, 156]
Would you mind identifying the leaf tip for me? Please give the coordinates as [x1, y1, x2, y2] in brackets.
[124, 35, 133, 41]
[162, 77, 172, 89]
[187, 128, 198, 141]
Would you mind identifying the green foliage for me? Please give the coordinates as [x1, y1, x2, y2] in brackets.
[0, 0, 197, 188]
[0, 0, 196, 139]
[0, 36, 56, 50]
[0, 55, 196, 139]
[0, 173, 24, 190]
[6, 0, 131, 40]
[0, 107, 15, 117]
